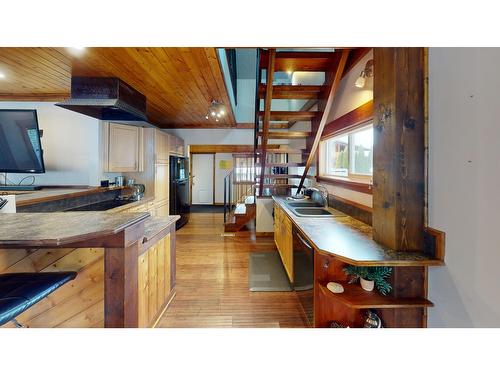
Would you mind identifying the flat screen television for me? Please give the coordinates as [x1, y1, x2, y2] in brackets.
[0, 109, 45, 174]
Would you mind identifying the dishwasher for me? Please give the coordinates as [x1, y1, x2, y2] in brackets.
[292, 229, 314, 326]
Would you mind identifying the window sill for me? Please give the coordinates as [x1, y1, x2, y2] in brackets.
[316, 175, 373, 195]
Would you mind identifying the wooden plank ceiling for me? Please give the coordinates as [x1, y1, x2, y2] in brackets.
[0, 47, 236, 127]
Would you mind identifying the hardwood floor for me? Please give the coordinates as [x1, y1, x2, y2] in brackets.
[156, 212, 309, 328]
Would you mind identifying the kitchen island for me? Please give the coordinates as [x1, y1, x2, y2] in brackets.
[0, 211, 179, 328]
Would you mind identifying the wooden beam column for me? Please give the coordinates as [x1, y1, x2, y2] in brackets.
[372, 48, 425, 251]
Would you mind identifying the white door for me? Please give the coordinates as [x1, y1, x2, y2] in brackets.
[192, 154, 214, 205]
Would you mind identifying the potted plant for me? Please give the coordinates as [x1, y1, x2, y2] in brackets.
[343, 265, 392, 295]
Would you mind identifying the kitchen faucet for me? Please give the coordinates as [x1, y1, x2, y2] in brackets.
[316, 184, 329, 207]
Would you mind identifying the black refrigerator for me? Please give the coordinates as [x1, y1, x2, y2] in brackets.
[169, 155, 190, 229]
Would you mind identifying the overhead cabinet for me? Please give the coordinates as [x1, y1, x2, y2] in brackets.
[169, 134, 185, 156]
[102, 122, 144, 172]
[155, 131, 170, 164]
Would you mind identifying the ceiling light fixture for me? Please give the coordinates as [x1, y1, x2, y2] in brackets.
[205, 100, 226, 122]
[354, 59, 373, 88]
[0, 72, 5, 79]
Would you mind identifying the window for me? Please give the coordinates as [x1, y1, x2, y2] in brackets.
[319, 124, 373, 182]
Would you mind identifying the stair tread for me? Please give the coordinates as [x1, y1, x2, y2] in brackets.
[258, 84, 323, 99]
[255, 148, 307, 154]
[260, 50, 336, 72]
[258, 111, 317, 121]
[258, 131, 311, 139]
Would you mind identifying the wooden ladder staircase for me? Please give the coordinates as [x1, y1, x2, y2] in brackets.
[224, 47, 357, 232]
[256, 48, 352, 197]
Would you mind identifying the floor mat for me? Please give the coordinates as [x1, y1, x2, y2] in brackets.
[249, 251, 292, 292]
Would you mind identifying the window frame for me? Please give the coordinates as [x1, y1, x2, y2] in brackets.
[317, 121, 374, 193]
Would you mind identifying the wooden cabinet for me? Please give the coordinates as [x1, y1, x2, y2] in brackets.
[103, 122, 143, 172]
[169, 134, 185, 156]
[274, 203, 294, 283]
[154, 199, 169, 218]
[137, 234, 173, 328]
[155, 130, 170, 164]
[154, 164, 169, 203]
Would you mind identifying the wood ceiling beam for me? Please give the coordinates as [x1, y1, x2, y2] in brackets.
[258, 48, 276, 197]
[297, 49, 351, 193]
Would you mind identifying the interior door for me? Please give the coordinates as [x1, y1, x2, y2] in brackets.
[191, 153, 214, 205]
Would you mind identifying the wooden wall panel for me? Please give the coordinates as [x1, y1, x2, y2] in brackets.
[0, 247, 105, 328]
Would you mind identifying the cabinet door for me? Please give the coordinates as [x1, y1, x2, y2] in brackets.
[108, 123, 142, 172]
[155, 131, 170, 164]
[154, 164, 169, 202]
[154, 199, 169, 218]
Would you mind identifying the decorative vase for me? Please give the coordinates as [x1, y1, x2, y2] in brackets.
[360, 277, 374, 292]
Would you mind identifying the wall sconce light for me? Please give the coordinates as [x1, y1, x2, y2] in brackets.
[205, 100, 226, 122]
[354, 59, 373, 88]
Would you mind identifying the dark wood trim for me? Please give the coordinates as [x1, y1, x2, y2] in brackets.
[15, 186, 130, 207]
[317, 175, 373, 195]
[424, 226, 446, 262]
[322, 100, 374, 139]
[104, 239, 140, 328]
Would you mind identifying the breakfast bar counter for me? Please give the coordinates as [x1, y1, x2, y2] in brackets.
[0, 212, 179, 328]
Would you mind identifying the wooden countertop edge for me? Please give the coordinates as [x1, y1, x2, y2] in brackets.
[15, 186, 130, 207]
[0, 212, 151, 248]
[272, 196, 443, 267]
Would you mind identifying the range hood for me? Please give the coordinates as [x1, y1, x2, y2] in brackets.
[56, 77, 151, 125]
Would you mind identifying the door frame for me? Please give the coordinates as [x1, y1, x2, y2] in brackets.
[189, 152, 216, 205]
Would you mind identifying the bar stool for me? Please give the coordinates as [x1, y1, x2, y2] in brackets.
[0, 272, 77, 327]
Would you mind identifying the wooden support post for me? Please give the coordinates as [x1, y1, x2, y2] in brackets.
[372, 48, 425, 251]
[104, 241, 140, 328]
[258, 49, 276, 197]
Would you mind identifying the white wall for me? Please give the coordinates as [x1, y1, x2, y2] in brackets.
[0, 102, 104, 186]
[166, 128, 253, 145]
[427, 48, 500, 327]
[327, 50, 373, 123]
[291, 50, 374, 207]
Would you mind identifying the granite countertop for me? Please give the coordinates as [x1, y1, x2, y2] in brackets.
[143, 215, 180, 244]
[0, 211, 150, 247]
[272, 196, 442, 266]
[106, 196, 156, 213]
[11, 186, 129, 207]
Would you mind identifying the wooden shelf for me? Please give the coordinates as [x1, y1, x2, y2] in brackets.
[318, 282, 433, 309]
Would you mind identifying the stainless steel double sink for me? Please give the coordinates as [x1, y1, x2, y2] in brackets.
[285, 200, 334, 217]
